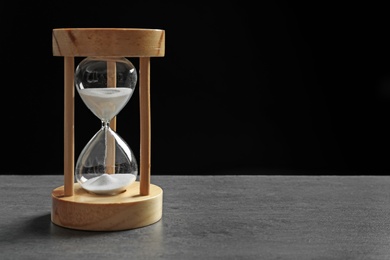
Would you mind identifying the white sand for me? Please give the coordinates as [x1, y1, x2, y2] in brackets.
[81, 173, 136, 195]
[78, 88, 132, 121]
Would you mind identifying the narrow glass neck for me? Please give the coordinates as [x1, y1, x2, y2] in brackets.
[101, 120, 110, 128]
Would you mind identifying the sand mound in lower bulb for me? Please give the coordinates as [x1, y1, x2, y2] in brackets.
[81, 173, 136, 195]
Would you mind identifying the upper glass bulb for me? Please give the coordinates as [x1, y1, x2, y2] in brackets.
[74, 56, 137, 122]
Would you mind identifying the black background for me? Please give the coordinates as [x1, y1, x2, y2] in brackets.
[2, 2, 390, 175]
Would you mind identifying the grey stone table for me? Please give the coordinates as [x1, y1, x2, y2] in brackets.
[0, 175, 389, 259]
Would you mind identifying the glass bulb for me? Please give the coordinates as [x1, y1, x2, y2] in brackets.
[74, 56, 138, 195]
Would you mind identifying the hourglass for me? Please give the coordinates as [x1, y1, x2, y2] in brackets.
[74, 56, 138, 195]
[50, 28, 165, 231]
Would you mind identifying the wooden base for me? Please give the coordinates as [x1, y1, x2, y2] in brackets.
[51, 181, 163, 231]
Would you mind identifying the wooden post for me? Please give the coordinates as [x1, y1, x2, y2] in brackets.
[107, 60, 117, 132]
[139, 57, 151, 196]
[107, 60, 116, 174]
[63, 56, 74, 196]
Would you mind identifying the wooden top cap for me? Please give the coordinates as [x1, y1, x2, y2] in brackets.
[52, 28, 165, 57]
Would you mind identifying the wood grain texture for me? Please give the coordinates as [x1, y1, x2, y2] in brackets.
[139, 57, 151, 195]
[63, 57, 74, 196]
[51, 181, 163, 231]
[52, 28, 165, 57]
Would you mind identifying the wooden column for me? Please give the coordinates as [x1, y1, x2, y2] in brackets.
[63, 57, 74, 196]
[107, 60, 117, 174]
[139, 57, 151, 196]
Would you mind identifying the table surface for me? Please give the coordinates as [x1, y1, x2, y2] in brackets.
[0, 175, 389, 260]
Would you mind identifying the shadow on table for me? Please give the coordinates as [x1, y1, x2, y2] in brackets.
[2, 212, 164, 244]
[1, 213, 128, 243]
[21, 214, 108, 238]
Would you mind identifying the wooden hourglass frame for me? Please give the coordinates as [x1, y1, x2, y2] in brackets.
[51, 28, 165, 231]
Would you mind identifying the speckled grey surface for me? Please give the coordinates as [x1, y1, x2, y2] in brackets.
[1, 175, 390, 259]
